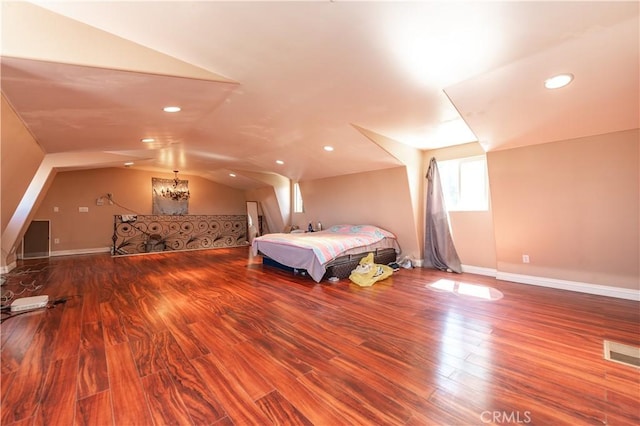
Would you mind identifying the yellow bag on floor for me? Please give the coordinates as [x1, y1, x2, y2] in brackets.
[349, 253, 393, 287]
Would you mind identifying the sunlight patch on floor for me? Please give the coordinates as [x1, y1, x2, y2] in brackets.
[427, 279, 504, 301]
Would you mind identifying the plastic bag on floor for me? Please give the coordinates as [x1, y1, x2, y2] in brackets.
[349, 253, 393, 287]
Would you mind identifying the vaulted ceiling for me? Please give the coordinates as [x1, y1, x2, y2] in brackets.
[2, 1, 638, 190]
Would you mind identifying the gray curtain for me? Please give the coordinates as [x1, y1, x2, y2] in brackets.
[424, 157, 462, 273]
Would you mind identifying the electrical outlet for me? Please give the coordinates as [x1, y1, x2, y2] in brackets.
[53, 206, 59, 212]
[54, 238, 60, 244]
[522, 254, 530, 263]
[79, 207, 89, 213]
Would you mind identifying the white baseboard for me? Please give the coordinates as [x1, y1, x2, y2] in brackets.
[1, 261, 17, 274]
[496, 271, 640, 302]
[456, 264, 638, 301]
[461, 264, 497, 277]
[50, 247, 111, 257]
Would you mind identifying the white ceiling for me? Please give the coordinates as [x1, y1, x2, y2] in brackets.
[1, 1, 638, 190]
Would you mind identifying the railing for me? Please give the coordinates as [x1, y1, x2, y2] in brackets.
[112, 214, 248, 256]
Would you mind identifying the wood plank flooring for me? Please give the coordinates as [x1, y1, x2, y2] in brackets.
[1, 247, 638, 425]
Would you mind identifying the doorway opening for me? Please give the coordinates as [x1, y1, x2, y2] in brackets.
[22, 220, 50, 259]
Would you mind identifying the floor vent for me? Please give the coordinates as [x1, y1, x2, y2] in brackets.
[603, 340, 640, 368]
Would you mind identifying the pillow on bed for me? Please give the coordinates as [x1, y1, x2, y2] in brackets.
[328, 224, 352, 233]
[328, 224, 396, 239]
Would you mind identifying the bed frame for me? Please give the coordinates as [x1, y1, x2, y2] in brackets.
[262, 247, 397, 281]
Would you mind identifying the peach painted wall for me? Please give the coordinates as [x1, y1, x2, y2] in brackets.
[423, 142, 497, 270]
[1, 94, 46, 267]
[295, 166, 420, 260]
[354, 125, 424, 262]
[32, 167, 247, 253]
[488, 129, 639, 289]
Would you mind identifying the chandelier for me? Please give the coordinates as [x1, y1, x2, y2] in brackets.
[161, 170, 190, 201]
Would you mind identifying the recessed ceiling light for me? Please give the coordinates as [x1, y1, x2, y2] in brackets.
[276, 160, 284, 165]
[141, 138, 155, 143]
[163, 106, 181, 113]
[544, 73, 574, 89]
[323, 145, 334, 152]
[229, 173, 236, 177]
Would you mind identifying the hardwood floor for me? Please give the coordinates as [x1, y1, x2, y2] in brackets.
[1, 247, 638, 425]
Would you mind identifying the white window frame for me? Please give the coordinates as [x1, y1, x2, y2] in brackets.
[437, 155, 489, 212]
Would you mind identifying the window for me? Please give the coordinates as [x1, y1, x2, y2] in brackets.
[437, 155, 489, 211]
[293, 182, 304, 213]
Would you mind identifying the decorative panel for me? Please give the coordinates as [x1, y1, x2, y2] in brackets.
[112, 214, 247, 256]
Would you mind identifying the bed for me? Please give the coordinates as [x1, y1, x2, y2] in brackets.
[251, 224, 400, 282]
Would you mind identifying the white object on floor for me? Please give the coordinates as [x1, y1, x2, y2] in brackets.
[10, 295, 49, 312]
